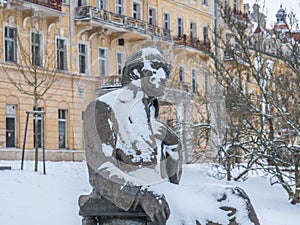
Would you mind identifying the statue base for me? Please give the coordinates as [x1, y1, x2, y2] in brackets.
[78, 195, 150, 225]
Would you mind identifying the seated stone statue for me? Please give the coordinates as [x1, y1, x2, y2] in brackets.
[84, 47, 182, 224]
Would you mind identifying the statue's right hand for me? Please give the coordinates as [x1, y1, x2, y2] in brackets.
[134, 188, 170, 225]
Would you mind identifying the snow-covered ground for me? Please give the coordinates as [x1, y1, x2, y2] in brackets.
[0, 161, 299, 225]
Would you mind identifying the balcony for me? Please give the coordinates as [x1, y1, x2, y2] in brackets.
[174, 34, 211, 53]
[24, 0, 62, 11]
[7, 0, 63, 17]
[96, 75, 122, 96]
[100, 75, 122, 89]
[223, 7, 249, 29]
[75, 6, 172, 42]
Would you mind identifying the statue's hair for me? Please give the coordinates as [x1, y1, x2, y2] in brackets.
[121, 47, 170, 86]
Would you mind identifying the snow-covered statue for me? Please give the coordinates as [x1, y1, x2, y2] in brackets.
[82, 47, 261, 225]
[84, 47, 182, 224]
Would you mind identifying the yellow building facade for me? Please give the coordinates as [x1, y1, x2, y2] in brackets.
[0, 0, 244, 161]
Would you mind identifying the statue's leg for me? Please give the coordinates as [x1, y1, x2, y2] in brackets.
[82, 216, 98, 225]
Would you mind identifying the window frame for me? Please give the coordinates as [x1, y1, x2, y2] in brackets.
[192, 69, 198, 93]
[202, 0, 208, 6]
[78, 43, 88, 74]
[133, 2, 141, 19]
[225, 33, 231, 46]
[234, 0, 238, 10]
[177, 17, 184, 38]
[58, 109, 68, 149]
[190, 22, 197, 38]
[115, 0, 124, 15]
[117, 51, 125, 75]
[31, 31, 43, 67]
[224, 0, 229, 7]
[4, 26, 17, 63]
[149, 7, 157, 26]
[203, 26, 209, 42]
[178, 66, 185, 82]
[98, 47, 107, 76]
[56, 37, 68, 71]
[97, 0, 107, 10]
[163, 12, 170, 31]
[204, 71, 210, 95]
[77, 0, 87, 7]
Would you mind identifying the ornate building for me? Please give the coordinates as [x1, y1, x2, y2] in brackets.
[0, 0, 244, 161]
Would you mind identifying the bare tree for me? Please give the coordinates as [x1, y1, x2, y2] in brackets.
[209, 1, 300, 204]
[2, 16, 59, 171]
[159, 67, 211, 163]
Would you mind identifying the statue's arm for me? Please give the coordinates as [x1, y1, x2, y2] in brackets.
[151, 118, 183, 184]
[85, 100, 142, 210]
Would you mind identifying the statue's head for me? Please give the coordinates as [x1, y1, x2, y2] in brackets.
[121, 47, 170, 97]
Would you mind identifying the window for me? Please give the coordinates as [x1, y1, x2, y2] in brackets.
[133, 2, 141, 19]
[99, 48, 107, 76]
[116, 0, 123, 15]
[177, 17, 184, 38]
[57, 38, 68, 71]
[225, 33, 231, 46]
[149, 8, 156, 25]
[204, 71, 209, 94]
[192, 69, 198, 93]
[202, 0, 208, 6]
[203, 26, 209, 42]
[82, 111, 85, 150]
[6, 104, 17, 148]
[163, 12, 170, 30]
[190, 22, 197, 38]
[234, 0, 238, 10]
[179, 66, 185, 82]
[31, 32, 43, 66]
[58, 109, 67, 149]
[78, 0, 87, 6]
[97, 0, 106, 9]
[4, 26, 17, 62]
[224, 0, 229, 7]
[79, 43, 88, 74]
[117, 52, 125, 75]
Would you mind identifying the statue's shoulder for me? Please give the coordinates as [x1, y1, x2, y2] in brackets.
[97, 89, 123, 107]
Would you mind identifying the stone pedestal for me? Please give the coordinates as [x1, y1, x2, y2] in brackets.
[78, 195, 150, 225]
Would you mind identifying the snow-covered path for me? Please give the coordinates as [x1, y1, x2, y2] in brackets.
[0, 161, 299, 225]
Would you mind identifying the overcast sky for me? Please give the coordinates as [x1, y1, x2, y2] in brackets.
[243, 0, 300, 28]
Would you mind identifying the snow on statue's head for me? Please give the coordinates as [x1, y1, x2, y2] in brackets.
[121, 47, 170, 97]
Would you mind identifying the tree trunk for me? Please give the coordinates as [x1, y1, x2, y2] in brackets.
[291, 152, 300, 204]
[34, 101, 38, 172]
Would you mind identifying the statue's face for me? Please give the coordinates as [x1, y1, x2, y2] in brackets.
[140, 59, 168, 97]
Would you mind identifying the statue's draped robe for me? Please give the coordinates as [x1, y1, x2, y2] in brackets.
[84, 87, 182, 223]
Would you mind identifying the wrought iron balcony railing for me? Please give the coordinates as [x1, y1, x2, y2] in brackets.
[75, 6, 172, 42]
[100, 75, 122, 89]
[24, 0, 62, 11]
[174, 34, 211, 53]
